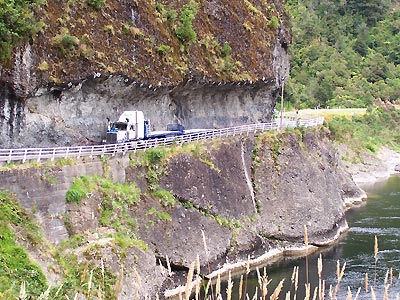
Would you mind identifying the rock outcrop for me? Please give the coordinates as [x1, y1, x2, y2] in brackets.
[0, 127, 365, 299]
[0, 0, 290, 148]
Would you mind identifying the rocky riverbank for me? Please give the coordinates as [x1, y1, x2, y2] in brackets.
[340, 145, 400, 188]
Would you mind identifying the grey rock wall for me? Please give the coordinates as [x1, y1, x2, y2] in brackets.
[0, 76, 279, 148]
[0, 129, 363, 299]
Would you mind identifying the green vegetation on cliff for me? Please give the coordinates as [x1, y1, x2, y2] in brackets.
[286, 0, 400, 109]
[0, 0, 44, 64]
[2, 0, 287, 85]
[0, 191, 47, 298]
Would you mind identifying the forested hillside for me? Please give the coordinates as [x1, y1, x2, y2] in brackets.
[285, 0, 400, 109]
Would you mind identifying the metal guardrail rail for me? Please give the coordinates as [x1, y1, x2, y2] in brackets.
[0, 117, 324, 163]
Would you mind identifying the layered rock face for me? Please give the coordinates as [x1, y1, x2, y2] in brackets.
[0, 77, 280, 148]
[0, 128, 365, 298]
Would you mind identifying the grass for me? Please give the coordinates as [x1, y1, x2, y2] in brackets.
[151, 189, 176, 207]
[0, 157, 77, 172]
[0, 191, 48, 298]
[282, 108, 367, 119]
[327, 106, 400, 154]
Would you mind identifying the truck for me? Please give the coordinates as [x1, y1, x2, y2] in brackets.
[105, 111, 185, 144]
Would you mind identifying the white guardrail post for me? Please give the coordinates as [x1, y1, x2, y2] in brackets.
[0, 117, 324, 163]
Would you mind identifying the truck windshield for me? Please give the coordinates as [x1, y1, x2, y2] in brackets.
[111, 122, 127, 130]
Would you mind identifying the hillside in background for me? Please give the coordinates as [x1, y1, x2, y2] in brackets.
[285, 0, 400, 109]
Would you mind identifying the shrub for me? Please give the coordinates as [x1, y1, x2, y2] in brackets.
[145, 148, 166, 164]
[65, 176, 95, 203]
[146, 207, 172, 221]
[270, 15, 280, 29]
[166, 9, 177, 22]
[87, 0, 105, 10]
[157, 44, 171, 54]
[175, 0, 199, 44]
[65, 187, 87, 203]
[52, 34, 79, 54]
[155, 2, 165, 13]
[221, 42, 232, 57]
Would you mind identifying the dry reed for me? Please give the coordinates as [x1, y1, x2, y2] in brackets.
[260, 267, 270, 300]
[371, 286, 376, 300]
[166, 255, 172, 276]
[226, 271, 233, 300]
[333, 260, 346, 299]
[312, 286, 318, 300]
[270, 279, 284, 300]
[317, 254, 323, 300]
[205, 278, 212, 299]
[291, 266, 299, 300]
[216, 273, 221, 297]
[285, 291, 291, 300]
[346, 286, 352, 300]
[304, 225, 310, 285]
[374, 235, 379, 288]
[243, 256, 251, 300]
[305, 282, 311, 300]
[390, 268, 393, 285]
[239, 275, 244, 300]
[195, 274, 201, 300]
[87, 269, 93, 297]
[185, 262, 195, 300]
[383, 284, 389, 300]
[354, 287, 361, 300]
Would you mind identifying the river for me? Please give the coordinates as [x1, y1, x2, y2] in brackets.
[227, 175, 400, 299]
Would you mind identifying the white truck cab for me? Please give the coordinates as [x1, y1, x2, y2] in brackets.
[106, 111, 149, 143]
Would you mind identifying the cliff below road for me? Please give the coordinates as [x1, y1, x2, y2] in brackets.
[0, 127, 365, 299]
[0, 0, 290, 148]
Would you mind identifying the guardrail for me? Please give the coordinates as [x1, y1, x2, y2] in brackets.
[0, 117, 324, 163]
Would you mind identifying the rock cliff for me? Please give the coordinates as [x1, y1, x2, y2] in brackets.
[0, 127, 365, 298]
[0, 0, 290, 148]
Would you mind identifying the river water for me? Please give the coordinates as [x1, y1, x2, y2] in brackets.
[228, 175, 400, 299]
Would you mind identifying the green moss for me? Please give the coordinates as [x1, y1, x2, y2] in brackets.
[151, 189, 176, 207]
[146, 207, 172, 222]
[214, 215, 242, 229]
